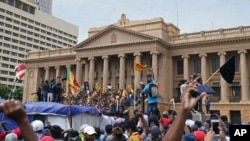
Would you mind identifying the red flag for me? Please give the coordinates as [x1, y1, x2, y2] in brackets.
[14, 63, 26, 80]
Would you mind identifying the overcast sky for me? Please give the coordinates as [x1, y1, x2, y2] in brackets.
[52, 0, 250, 43]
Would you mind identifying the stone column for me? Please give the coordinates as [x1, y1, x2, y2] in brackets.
[218, 52, 229, 103]
[199, 53, 207, 84]
[134, 52, 141, 88]
[118, 54, 126, 89]
[88, 57, 95, 91]
[55, 66, 60, 78]
[151, 51, 159, 81]
[102, 55, 109, 90]
[182, 55, 189, 80]
[84, 60, 89, 82]
[44, 66, 49, 81]
[238, 49, 250, 102]
[55, 66, 61, 83]
[76, 58, 82, 85]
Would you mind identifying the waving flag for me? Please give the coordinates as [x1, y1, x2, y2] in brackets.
[14, 63, 26, 80]
[66, 68, 80, 95]
[134, 61, 147, 72]
[219, 55, 235, 84]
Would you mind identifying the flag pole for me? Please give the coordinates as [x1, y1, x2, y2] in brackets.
[203, 68, 220, 85]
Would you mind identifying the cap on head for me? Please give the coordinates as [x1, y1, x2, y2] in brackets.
[5, 133, 18, 141]
[79, 124, 89, 133]
[31, 120, 44, 132]
[83, 126, 97, 135]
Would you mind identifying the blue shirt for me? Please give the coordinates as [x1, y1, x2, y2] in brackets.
[143, 80, 159, 104]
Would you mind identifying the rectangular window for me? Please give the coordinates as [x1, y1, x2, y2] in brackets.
[6, 11, 13, 16]
[27, 43, 32, 47]
[21, 22, 27, 27]
[231, 86, 241, 97]
[0, 70, 8, 74]
[12, 45, 18, 50]
[27, 37, 33, 41]
[27, 31, 33, 35]
[11, 52, 17, 56]
[29, 7, 35, 14]
[194, 58, 201, 73]
[6, 17, 12, 22]
[28, 19, 34, 23]
[12, 39, 18, 43]
[13, 26, 19, 31]
[34, 39, 39, 43]
[15, 0, 22, 9]
[7, 0, 14, 6]
[14, 20, 20, 25]
[18, 54, 25, 58]
[5, 30, 11, 35]
[211, 57, 219, 72]
[21, 16, 27, 21]
[14, 14, 20, 18]
[19, 41, 25, 46]
[12, 32, 19, 37]
[10, 58, 17, 63]
[22, 4, 29, 12]
[20, 28, 26, 33]
[2, 56, 9, 61]
[1, 63, 9, 68]
[20, 35, 26, 39]
[5, 24, 12, 28]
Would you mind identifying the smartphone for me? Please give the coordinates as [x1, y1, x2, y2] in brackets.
[211, 119, 220, 136]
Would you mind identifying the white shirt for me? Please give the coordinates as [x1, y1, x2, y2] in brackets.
[185, 119, 195, 127]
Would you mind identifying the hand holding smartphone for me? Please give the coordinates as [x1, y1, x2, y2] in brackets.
[211, 119, 220, 136]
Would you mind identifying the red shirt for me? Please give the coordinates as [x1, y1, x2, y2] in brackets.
[0, 132, 6, 141]
[161, 117, 171, 127]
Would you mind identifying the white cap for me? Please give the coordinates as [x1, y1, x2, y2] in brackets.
[5, 133, 18, 141]
[79, 124, 89, 133]
[83, 126, 96, 135]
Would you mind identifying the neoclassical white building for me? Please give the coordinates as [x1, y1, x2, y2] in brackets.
[24, 14, 250, 124]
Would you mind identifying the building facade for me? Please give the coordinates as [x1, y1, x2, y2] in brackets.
[23, 14, 250, 123]
[0, 0, 78, 88]
[27, 0, 53, 15]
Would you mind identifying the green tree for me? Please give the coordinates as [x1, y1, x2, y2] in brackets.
[13, 87, 23, 101]
[0, 83, 11, 99]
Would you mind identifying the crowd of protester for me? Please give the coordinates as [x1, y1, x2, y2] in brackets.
[1, 72, 238, 141]
[36, 76, 144, 115]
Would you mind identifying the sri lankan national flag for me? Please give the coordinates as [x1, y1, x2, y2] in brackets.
[66, 68, 80, 95]
[134, 61, 147, 72]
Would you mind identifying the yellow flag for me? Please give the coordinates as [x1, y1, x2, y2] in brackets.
[134, 61, 147, 72]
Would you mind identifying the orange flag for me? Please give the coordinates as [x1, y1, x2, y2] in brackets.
[134, 61, 147, 72]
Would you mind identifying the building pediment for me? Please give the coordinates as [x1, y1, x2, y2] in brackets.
[75, 25, 157, 50]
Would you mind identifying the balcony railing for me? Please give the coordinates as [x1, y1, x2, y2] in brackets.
[210, 96, 220, 102]
[229, 96, 241, 102]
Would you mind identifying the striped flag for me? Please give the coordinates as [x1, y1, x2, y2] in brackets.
[134, 61, 147, 72]
[66, 68, 80, 95]
[14, 63, 26, 80]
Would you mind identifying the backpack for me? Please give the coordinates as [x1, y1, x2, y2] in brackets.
[125, 95, 131, 105]
[149, 83, 159, 98]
